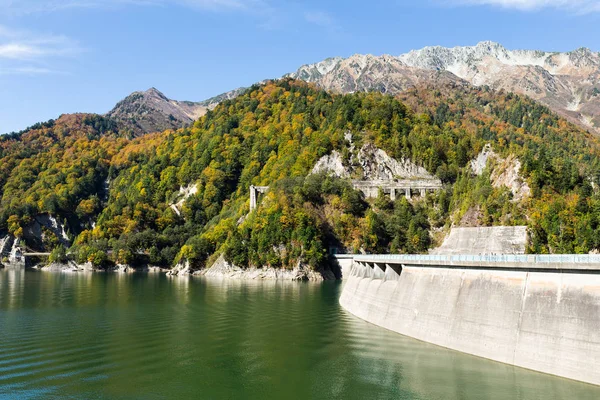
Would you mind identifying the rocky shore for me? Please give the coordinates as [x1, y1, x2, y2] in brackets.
[33, 262, 168, 274]
[29, 255, 336, 281]
[189, 255, 336, 281]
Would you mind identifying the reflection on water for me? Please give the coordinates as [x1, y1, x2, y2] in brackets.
[1, 270, 599, 399]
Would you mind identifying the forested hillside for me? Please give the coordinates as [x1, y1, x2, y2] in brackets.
[2, 79, 600, 273]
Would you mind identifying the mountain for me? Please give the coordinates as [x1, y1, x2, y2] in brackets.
[399, 41, 600, 132]
[102, 42, 600, 136]
[197, 86, 250, 109]
[106, 88, 209, 136]
[106, 86, 251, 136]
[3, 79, 600, 273]
[287, 54, 467, 94]
[288, 42, 600, 133]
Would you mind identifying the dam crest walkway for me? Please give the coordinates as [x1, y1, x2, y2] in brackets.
[336, 253, 600, 272]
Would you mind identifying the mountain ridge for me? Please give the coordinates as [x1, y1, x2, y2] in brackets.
[3, 79, 600, 271]
[105, 87, 209, 136]
[289, 41, 600, 133]
[70, 41, 600, 137]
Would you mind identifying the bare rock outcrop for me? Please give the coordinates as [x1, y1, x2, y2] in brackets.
[312, 151, 349, 178]
[169, 183, 198, 216]
[312, 141, 438, 182]
[196, 255, 335, 281]
[107, 88, 208, 136]
[357, 143, 435, 180]
[470, 144, 497, 176]
[490, 155, 531, 201]
[291, 42, 600, 134]
[38, 261, 82, 272]
[166, 260, 193, 277]
[22, 214, 71, 251]
[471, 144, 530, 201]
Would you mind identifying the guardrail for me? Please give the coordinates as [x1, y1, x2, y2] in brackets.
[337, 254, 600, 265]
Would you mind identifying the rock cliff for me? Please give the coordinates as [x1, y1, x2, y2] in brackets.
[312, 139, 438, 182]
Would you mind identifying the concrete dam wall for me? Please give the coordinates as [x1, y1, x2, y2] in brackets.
[340, 259, 600, 386]
[431, 226, 528, 255]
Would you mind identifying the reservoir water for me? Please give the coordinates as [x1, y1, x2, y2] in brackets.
[1, 269, 600, 399]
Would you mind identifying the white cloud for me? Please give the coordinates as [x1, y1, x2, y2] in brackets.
[0, 25, 80, 76]
[0, 66, 60, 75]
[451, 0, 600, 12]
[0, 34, 79, 61]
[0, 43, 45, 60]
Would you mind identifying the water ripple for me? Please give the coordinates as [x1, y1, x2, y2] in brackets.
[1, 271, 600, 400]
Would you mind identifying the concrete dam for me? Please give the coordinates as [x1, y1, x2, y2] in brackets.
[338, 254, 600, 386]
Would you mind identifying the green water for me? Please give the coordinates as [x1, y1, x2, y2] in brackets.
[1, 269, 599, 399]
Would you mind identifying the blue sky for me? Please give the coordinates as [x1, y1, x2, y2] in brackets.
[1, 0, 599, 133]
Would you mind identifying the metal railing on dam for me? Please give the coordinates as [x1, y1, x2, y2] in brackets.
[335, 253, 600, 272]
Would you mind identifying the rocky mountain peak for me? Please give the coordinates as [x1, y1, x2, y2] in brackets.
[144, 87, 169, 100]
[106, 88, 208, 136]
[289, 42, 600, 133]
[287, 52, 464, 96]
[104, 42, 600, 136]
[567, 47, 599, 67]
[400, 41, 528, 71]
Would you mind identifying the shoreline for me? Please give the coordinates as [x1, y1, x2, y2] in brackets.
[25, 256, 338, 282]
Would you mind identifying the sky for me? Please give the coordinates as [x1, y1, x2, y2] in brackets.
[1, 0, 599, 133]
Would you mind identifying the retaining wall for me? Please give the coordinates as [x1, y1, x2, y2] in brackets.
[340, 261, 600, 386]
[431, 226, 528, 255]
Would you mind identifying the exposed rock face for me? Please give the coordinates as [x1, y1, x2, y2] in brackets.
[459, 207, 485, 228]
[106, 86, 250, 136]
[107, 42, 600, 136]
[357, 143, 435, 180]
[39, 261, 85, 272]
[311, 150, 349, 178]
[196, 86, 250, 110]
[0, 235, 13, 260]
[312, 141, 438, 182]
[107, 88, 208, 136]
[167, 260, 192, 277]
[490, 156, 531, 202]
[470, 144, 497, 176]
[471, 145, 530, 201]
[8, 239, 24, 266]
[169, 183, 198, 216]
[288, 54, 466, 95]
[22, 214, 70, 251]
[0, 236, 24, 268]
[400, 42, 600, 133]
[35, 262, 165, 273]
[110, 264, 137, 273]
[290, 42, 600, 133]
[196, 255, 335, 281]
